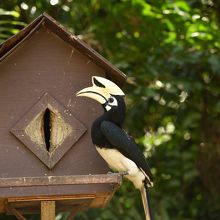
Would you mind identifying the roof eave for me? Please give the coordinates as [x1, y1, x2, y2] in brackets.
[0, 13, 127, 87]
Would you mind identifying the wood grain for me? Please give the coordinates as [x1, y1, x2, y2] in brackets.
[0, 174, 122, 188]
[41, 201, 55, 220]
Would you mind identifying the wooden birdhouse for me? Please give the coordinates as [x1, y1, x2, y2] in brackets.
[0, 13, 126, 219]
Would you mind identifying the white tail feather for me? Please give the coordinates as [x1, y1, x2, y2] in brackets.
[140, 184, 153, 220]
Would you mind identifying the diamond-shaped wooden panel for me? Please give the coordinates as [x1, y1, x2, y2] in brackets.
[11, 93, 87, 169]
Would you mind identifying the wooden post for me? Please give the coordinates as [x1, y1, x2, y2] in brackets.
[66, 205, 82, 220]
[6, 206, 26, 220]
[41, 201, 55, 220]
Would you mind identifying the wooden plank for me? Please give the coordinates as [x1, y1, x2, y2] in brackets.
[0, 174, 122, 188]
[6, 196, 92, 214]
[66, 205, 82, 220]
[3, 191, 116, 215]
[6, 205, 26, 220]
[0, 198, 5, 213]
[8, 194, 95, 203]
[41, 201, 55, 220]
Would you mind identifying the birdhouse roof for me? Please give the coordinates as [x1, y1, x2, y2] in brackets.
[0, 13, 126, 87]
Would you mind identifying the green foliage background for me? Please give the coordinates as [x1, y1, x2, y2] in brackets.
[0, 0, 220, 219]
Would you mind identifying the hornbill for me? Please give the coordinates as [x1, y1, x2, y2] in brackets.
[76, 76, 154, 220]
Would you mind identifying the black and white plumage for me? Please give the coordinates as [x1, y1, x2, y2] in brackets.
[76, 76, 153, 220]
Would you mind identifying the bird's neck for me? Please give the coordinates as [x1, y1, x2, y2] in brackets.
[91, 97, 126, 146]
[105, 96, 126, 126]
[95, 105, 126, 128]
[91, 109, 125, 147]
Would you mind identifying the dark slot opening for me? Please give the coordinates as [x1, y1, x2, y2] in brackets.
[43, 108, 51, 151]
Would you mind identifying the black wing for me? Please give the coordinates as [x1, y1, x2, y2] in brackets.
[100, 120, 153, 182]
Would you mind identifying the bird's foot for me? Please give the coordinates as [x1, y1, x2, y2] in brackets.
[107, 171, 128, 177]
[118, 171, 129, 177]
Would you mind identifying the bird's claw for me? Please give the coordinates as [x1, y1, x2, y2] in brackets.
[107, 171, 128, 176]
[118, 171, 129, 176]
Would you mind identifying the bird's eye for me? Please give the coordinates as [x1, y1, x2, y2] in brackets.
[108, 97, 114, 103]
[105, 96, 117, 111]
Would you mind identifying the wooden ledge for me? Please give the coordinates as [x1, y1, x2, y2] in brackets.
[0, 174, 122, 188]
[0, 174, 123, 214]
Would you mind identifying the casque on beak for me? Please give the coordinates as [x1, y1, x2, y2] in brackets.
[76, 76, 125, 104]
[76, 77, 111, 105]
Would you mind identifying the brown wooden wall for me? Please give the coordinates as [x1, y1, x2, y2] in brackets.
[0, 25, 110, 197]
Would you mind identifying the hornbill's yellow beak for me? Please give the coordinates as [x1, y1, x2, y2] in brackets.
[76, 76, 125, 105]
